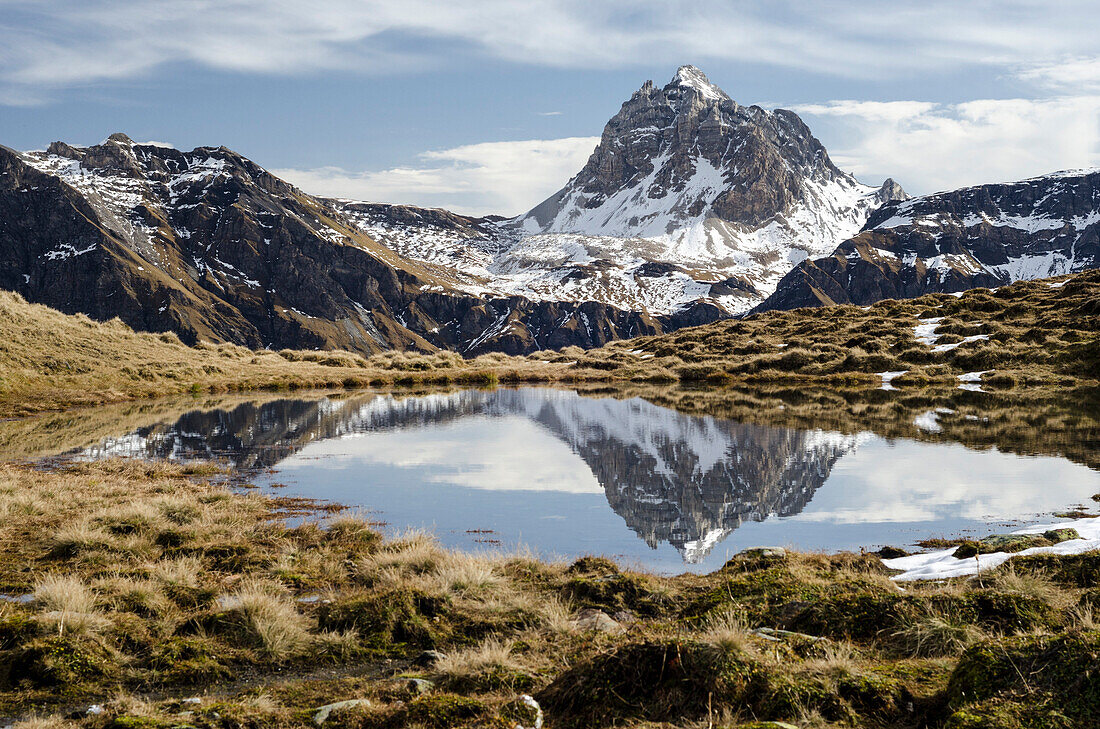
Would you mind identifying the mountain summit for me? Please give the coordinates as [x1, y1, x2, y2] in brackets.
[347, 66, 906, 317]
[503, 66, 906, 313]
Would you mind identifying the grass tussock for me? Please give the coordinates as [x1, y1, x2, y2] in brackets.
[0, 459, 1098, 728]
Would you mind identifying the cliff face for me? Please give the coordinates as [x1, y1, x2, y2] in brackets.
[0, 136, 712, 355]
[758, 169, 1100, 311]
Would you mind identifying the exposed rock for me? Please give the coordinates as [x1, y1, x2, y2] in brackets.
[406, 677, 434, 695]
[312, 699, 372, 726]
[570, 608, 624, 634]
[610, 609, 636, 625]
[336, 66, 905, 317]
[758, 168, 1100, 311]
[953, 528, 1081, 558]
[501, 694, 543, 729]
[0, 139, 705, 356]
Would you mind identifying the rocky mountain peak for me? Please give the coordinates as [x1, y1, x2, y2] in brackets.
[509, 66, 902, 314]
[668, 65, 729, 103]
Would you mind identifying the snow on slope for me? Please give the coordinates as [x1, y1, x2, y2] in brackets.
[335, 67, 904, 316]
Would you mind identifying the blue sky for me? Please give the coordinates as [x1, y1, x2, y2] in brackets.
[1, 1, 1097, 215]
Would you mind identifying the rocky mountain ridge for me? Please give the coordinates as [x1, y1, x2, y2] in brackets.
[336, 66, 906, 317]
[0, 134, 717, 355]
[758, 167, 1100, 311]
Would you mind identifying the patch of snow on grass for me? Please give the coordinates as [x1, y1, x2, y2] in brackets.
[932, 334, 990, 353]
[913, 317, 944, 346]
[884, 515, 1100, 581]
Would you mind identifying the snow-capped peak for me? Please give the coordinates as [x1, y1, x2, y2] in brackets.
[671, 65, 728, 102]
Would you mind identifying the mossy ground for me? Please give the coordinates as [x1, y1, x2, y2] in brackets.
[1, 461, 1098, 728]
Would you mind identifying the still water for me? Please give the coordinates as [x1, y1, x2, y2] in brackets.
[26, 387, 1100, 573]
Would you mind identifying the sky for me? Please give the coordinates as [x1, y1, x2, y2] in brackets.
[0, 1, 1098, 216]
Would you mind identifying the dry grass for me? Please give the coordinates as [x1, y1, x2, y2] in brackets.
[698, 608, 755, 656]
[892, 605, 990, 657]
[1, 270, 1097, 417]
[0, 458, 1096, 728]
[218, 579, 311, 660]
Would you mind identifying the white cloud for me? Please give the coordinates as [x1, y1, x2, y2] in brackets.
[279, 416, 603, 494]
[1, 1, 1098, 99]
[1017, 57, 1100, 92]
[273, 136, 598, 217]
[792, 96, 1100, 195]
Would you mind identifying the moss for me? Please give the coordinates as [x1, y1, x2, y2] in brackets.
[537, 640, 758, 729]
[782, 591, 912, 641]
[1009, 552, 1100, 587]
[944, 700, 1074, 729]
[953, 530, 1079, 558]
[396, 693, 489, 728]
[147, 636, 234, 685]
[947, 632, 1100, 723]
[10, 634, 117, 688]
[443, 665, 537, 693]
[105, 717, 170, 729]
[560, 559, 661, 615]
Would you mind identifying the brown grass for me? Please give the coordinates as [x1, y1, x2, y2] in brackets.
[0, 458, 1097, 727]
[1, 270, 1097, 417]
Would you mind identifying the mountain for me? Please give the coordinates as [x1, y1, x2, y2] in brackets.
[758, 168, 1100, 311]
[335, 66, 905, 317]
[0, 135, 711, 355]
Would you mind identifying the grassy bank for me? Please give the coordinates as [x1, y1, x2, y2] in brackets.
[2, 271, 1097, 417]
[2, 460, 1099, 728]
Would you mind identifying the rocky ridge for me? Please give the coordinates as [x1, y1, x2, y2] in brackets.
[336, 66, 906, 317]
[758, 168, 1100, 310]
[0, 135, 716, 355]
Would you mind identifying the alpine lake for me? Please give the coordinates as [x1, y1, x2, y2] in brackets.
[4, 384, 1098, 574]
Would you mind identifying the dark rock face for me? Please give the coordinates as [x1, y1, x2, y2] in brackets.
[0, 138, 716, 354]
[757, 169, 1100, 311]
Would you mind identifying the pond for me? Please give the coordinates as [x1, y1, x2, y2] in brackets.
[7, 386, 1099, 574]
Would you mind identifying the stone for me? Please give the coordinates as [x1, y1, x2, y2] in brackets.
[406, 678, 434, 695]
[500, 694, 543, 729]
[312, 699, 371, 726]
[610, 609, 636, 625]
[570, 608, 624, 634]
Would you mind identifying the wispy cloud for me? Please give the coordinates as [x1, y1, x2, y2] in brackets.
[273, 136, 599, 217]
[793, 96, 1100, 195]
[536, 111, 564, 116]
[2, 1, 1098, 102]
[1016, 56, 1100, 92]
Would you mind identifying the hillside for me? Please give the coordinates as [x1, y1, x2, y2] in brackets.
[0, 136, 689, 357]
[760, 168, 1100, 311]
[0, 271, 1096, 417]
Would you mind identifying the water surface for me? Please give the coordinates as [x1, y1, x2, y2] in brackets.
[15, 387, 1100, 573]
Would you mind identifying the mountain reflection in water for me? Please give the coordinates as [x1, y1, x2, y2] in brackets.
[57, 388, 1100, 571]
